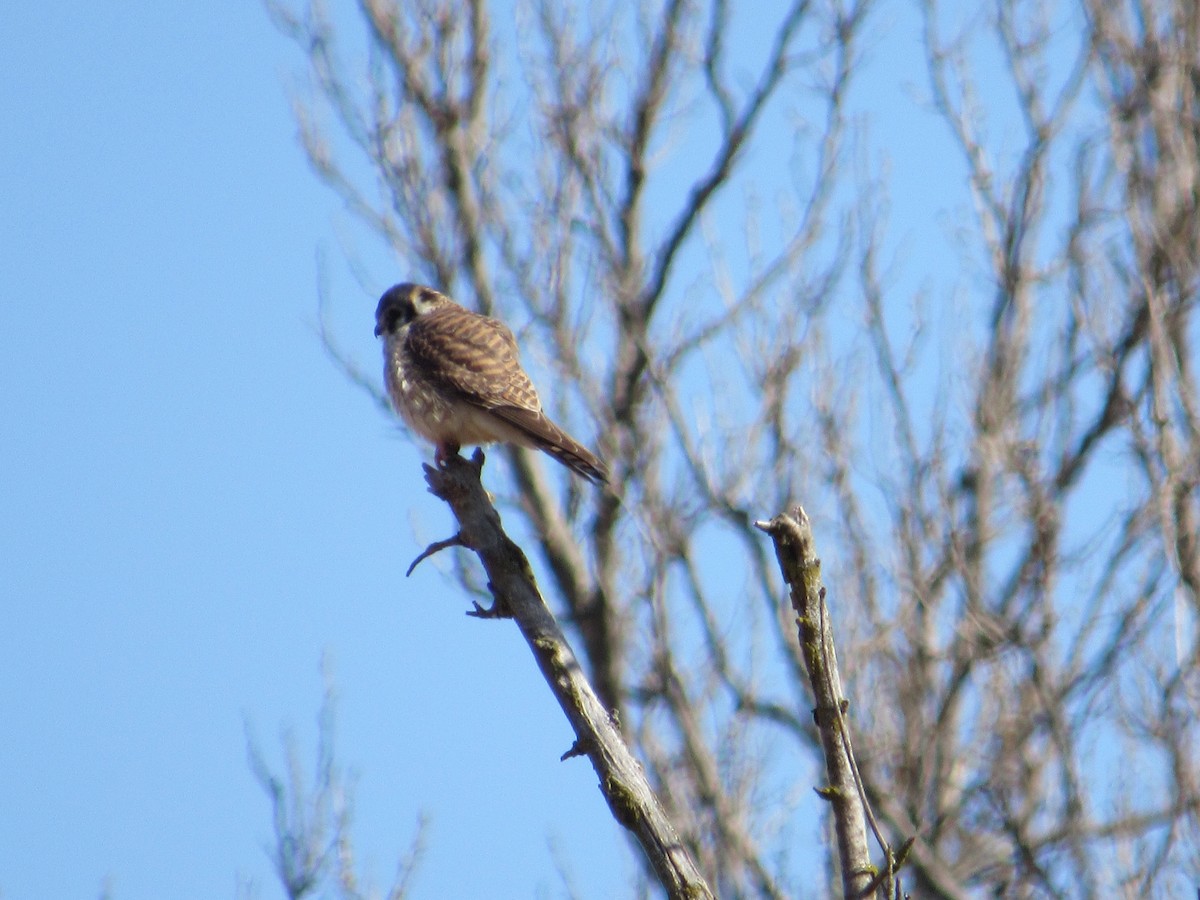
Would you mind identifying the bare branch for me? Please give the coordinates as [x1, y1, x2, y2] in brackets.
[422, 450, 715, 900]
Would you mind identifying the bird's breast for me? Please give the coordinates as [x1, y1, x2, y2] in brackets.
[382, 334, 518, 448]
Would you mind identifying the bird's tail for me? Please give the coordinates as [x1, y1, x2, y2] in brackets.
[537, 425, 609, 484]
[494, 406, 608, 483]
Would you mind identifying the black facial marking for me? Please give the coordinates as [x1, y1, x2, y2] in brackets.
[374, 284, 419, 336]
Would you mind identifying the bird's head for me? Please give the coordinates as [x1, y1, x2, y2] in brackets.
[374, 283, 448, 337]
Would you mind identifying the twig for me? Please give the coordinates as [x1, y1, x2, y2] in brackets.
[406, 534, 467, 577]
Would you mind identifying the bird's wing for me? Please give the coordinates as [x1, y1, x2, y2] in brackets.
[406, 304, 608, 483]
[405, 304, 542, 412]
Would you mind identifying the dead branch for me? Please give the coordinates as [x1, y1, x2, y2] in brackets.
[419, 450, 715, 900]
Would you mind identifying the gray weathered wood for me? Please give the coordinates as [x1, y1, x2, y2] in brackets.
[414, 451, 715, 900]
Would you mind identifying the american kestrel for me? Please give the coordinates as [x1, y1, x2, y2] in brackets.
[374, 283, 608, 483]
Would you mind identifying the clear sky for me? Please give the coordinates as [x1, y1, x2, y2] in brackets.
[0, 3, 638, 898]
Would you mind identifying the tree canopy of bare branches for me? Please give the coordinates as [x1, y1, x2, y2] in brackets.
[268, 0, 1199, 895]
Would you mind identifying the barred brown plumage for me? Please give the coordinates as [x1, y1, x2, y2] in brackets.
[374, 283, 608, 484]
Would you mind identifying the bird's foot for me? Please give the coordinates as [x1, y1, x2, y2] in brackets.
[434, 441, 462, 467]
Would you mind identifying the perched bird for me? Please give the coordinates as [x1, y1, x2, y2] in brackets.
[374, 283, 607, 483]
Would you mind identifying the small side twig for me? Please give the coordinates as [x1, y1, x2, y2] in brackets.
[406, 533, 467, 577]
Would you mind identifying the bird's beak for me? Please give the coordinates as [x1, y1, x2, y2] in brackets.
[373, 323, 383, 337]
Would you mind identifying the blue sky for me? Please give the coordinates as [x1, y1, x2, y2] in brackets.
[0, 3, 637, 898]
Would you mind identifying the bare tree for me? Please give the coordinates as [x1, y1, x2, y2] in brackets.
[268, 0, 1199, 895]
[245, 684, 428, 900]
